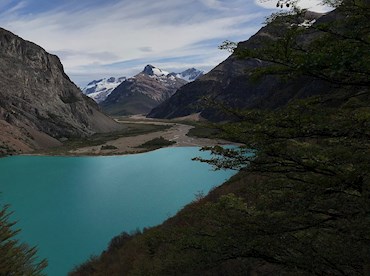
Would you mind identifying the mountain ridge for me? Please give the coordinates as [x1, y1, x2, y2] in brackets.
[148, 11, 328, 121]
[82, 67, 203, 105]
[0, 27, 120, 155]
[100, 65, 190, 116]
[169, 67, 204, 82]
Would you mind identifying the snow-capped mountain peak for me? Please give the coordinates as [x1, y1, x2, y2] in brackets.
[82, 66, 203, 104]
[82, 76, 126, 103]
[85, 79, 103, 87]
[142, 65, 203, 82]
[172, 68, 204, 82]
[101, 66, 188, 116]
[143, 64, 170, 77]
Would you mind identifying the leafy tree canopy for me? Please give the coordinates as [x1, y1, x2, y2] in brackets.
[0, 204, 47, 276]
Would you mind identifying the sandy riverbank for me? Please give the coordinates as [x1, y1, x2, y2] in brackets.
[69, 118, 239, 156]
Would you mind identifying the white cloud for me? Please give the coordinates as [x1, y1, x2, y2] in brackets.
[199, 0, 228, 10]
[255, 0, 333, 13]
[0, 0, 272, 85]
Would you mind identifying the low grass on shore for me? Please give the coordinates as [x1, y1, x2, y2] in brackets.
[136, 136, 176, 150]
[186, 124, 223, 139]
[36, 123, 171, 155]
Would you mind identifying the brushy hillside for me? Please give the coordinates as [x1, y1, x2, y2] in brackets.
[70, 2, 370, 275]
[147, 11, 328, 121]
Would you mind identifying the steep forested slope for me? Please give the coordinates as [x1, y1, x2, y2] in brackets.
[148, 11, 328, 121]
[71, 3, 370, 275]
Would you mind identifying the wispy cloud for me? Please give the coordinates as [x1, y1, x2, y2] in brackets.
[0, 0, 275, 85]
[199, 0, 228, 10]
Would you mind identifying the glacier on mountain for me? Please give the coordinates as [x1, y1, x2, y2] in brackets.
[82, 65, 203, 103]
[82, 77, 126, 103]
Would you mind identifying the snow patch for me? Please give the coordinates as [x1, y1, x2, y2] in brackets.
[82, 76, 126, 103]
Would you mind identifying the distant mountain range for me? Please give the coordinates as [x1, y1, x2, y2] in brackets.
[0, 27, 119, 155]
[169, 68, 204, 82]
[82, 77, 126, 103]
[99, 65, 203, 116]
[82, 67, 203, 105]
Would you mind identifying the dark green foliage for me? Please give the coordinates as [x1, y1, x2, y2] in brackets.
[100, 144, 118, 150]
[194, 99, 370, 275]
[136, 136, 176, 150]
[71, 2, 370, 275]
[107, 232, 134, 252]
[186, 124, 223, 139]
[0, 143, 17, 156]
[234, 1, 370, 87]
[0, 204, 47, 275]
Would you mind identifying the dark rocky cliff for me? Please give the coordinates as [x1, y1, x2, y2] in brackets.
[148, 12, 328, 121]
[0, 27, 119, 154]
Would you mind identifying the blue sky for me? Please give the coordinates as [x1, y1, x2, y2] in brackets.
[0, 0, 329, 86]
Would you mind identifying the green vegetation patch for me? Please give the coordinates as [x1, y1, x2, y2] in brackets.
[0, 143, 17, 156]
[136, 136, 175, 150]
[37, 123, 171, 155]
[187, 124, 223, 139]
[100, 144, 118, 150]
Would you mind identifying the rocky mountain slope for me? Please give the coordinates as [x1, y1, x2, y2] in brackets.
[82, 77, 126, 103]
[100, 65, 187, 116]
[84, 68, 202, 106]
[148, 12, 327, 121]
[0, 27, 119, 155]
[169, 68, 204, 82]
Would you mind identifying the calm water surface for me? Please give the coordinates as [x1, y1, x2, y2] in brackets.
[0, 147, 235, 276]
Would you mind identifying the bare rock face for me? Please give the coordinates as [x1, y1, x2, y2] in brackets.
[101, 65, 187, 116]
[0, 27, 119, 154]
[148, 12, 328, 121]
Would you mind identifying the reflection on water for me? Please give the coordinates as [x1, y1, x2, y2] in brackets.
[0, 147, 235, 276]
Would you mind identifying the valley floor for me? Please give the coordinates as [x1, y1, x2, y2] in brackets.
[62, 116, 239, 156]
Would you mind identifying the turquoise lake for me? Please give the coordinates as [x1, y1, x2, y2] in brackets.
[0, 147, 235, 276]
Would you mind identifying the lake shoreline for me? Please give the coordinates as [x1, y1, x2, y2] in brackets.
[23, 118, 243, 157]
[0, 147, 237, 276]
